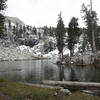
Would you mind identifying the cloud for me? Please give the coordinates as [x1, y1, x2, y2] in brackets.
[6, 0, 100, 27]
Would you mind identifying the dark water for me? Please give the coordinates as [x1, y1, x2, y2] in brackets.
[0, 60, 100, 83]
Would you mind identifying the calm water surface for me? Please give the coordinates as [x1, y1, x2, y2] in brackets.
[0, 60, 100, 83]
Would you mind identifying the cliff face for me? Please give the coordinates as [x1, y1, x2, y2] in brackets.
[5, 16, 25, 26]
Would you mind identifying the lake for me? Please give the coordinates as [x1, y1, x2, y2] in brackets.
[0, 60, 100, 83]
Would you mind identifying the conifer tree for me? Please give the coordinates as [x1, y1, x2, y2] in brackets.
[68, 17, 80, 56]
[49, 26, 53, 36]
[23, 25, 26, 33]
[0, 0, 7, 38]
[19, 24, 23, 37]
[81, 3, 98, 53]
[32, 26, 37, 35]
[43, 26, 48, 36]
[56, 12, 65, 60]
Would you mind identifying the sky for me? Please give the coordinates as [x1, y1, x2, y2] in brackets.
[5, 0, 100, 27]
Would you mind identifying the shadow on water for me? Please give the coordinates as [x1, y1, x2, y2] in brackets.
[57, 64, 78, 81]
[0, 60, 100, 83]
[58, 64, 64, 81]
[58, 64, 100, 82]
[71, 65, 100, 82]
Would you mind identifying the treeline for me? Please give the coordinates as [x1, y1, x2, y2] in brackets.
[56, 2, 100, 60]
[1, 0, 100, 56]
[4, 22, 56, 38]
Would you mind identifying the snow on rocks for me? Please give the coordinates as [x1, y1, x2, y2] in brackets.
[43, 48, 70, 62]
[0, 44, 70, 61]
[43, 49, 59, 61]
[0, 45, 33, 61]
[0, 43, 50, 61]
[0, 37, 70, 61]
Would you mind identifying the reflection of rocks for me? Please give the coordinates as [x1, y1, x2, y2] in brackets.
[71, 66, 95, 82]
[44, 67, 54, 80]
[43, 60, 59, 80]
[58, 65, 78, 81]
[21, 60, 42, 83]
[0, 59, 100, 83]
[72, 53, 99, 65]
[0, 61, 22, 81]
[58, 65, 64, 81]
[64, 67, 72, 81]
[93, 67, 100, 82]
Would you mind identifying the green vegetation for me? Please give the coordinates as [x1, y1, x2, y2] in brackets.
[68, 17, 80, 57]
[0, 0, 7, 38]
[66, 92, 100, 100]
[0, 78, 100, 100]
[0, 78, 66, 100]
[81, 3, 98, 54]
[56, 12, 65, 60]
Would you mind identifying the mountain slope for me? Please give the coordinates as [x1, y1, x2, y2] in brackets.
[5, 16, 25, 25]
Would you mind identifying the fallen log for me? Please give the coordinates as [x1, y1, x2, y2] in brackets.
[81, 90, 100, 96]
[20, 82, 62, 89]
[42, 80, 100, 90]
[20, 82, 71, 95]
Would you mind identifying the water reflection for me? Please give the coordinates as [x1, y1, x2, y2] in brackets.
[71, 65, 100, 82]
[58, 65, 64, 81]
[0, 60, 100, 83]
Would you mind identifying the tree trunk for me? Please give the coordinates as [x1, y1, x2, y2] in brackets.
[92, 31, 97, 54]
[70, 48, 74, 57]
[59, 52, 63, 62]
[42, 80, 100, 90]
[91, 24, 97, 60]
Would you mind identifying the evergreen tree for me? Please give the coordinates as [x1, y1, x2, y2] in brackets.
[8, 20, 11, 30]
[26, 25, 30, 31]
[0, 14, 5, 37]
[56, 12, 65, 60]
[19, 24, 23, 37]
[15, 23, 19, 38]
[43, 26, 48, 36]
[0, 0, 7, 38]
[12, 26, 16, 35]
[96, 26, 100, 50]
[23, 25, 26, 33]
[68, 17, 80, 56]
[81, 3, 98, 53]
[49, 26, 53, 36]
[32, 26, 37, 35]
[8, 19, 13, 41]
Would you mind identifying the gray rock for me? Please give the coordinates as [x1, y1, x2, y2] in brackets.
[60, 88, 71, 95]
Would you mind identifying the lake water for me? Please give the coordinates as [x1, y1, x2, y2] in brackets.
[0, 60, 100, 83]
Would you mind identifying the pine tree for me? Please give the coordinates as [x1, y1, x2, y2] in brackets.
[49, 26, 53, 36]
[81, 3, 98, 53]
[19, 24, 23, 37]
[14, 23, 19, 39]
[56, 12, 65, 60]
[0, 14, 4, 37]
[32, 26, 37, 35]
[23, 25, 26, 34]
[8, 19, 13, 41]
[0, 0, 7, 38]
[8, 20, 11, 30]
[43, 26, 48, 36]
[68, 17, 80, 56]
[12, 26, 16, 35]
